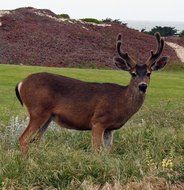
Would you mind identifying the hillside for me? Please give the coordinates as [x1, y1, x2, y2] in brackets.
[0, 7, 180, 68]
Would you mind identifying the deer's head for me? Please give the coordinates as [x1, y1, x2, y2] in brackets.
[113, 33, 168, 93]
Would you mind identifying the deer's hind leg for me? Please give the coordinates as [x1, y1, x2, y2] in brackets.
[103, 129, 113, 150]
[19, 112, 52, 155]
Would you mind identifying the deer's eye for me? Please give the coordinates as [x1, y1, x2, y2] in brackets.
[131, 72, 137, 78]
[147, 72, 151, 77]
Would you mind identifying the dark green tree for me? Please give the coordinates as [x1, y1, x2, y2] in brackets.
[147, 26, 177, 36]
[179, 30, 184, 37]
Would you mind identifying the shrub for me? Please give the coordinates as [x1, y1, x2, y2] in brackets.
[57, 14, 70, 19]
[179, 30, 184, 37]
[102, 18, 127, 26]
[81, 18, 102, 24]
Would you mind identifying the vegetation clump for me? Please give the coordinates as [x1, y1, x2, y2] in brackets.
[57, 13, 70, 19]
[102, 18, 127, 25]
[81, 18, 102, 24]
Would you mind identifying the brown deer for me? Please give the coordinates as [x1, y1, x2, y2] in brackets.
[15, 32, 168, 155]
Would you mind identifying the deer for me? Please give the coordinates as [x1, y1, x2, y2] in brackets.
[15, 32, 168, 155]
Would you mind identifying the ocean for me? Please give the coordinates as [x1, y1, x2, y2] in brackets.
[124, 20, 184, 33]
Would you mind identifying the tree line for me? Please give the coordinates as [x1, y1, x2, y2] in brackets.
[141, 26, 184, 37]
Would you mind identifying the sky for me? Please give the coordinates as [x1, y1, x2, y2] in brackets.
[1, 0, 184, 22]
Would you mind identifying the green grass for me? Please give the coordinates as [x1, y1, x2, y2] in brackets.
[0, 64, 184, 122]
[0, 64, 184, 189]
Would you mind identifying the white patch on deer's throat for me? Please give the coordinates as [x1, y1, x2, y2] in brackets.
[138, 82, 147, 86]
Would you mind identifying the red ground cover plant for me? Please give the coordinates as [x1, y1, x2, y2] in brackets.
[0, 7, 179, 68]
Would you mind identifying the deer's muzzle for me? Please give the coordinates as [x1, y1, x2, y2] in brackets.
[138, 83, 147, 93]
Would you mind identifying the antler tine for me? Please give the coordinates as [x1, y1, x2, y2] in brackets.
[147, 32, 164, 65]
[116, 33, 136, 68]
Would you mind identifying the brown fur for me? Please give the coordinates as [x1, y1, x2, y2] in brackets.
[16, 33, 168, 155]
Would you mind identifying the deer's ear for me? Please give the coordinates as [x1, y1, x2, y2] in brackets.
[151, 56, 169, 71]
[113, 56, 131, 71]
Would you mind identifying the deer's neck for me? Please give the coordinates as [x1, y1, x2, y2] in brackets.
[123, 80, 146, 113]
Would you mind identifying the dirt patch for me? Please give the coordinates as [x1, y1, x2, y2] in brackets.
[166, 36, 184, 48]
[0, 7, 180, 68]
[166, 42, 184, 62]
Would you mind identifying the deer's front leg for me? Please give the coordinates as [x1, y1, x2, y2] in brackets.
[92, 123, 105, 151]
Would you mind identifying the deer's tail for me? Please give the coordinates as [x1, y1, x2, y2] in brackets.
[15, 82, 23, 106]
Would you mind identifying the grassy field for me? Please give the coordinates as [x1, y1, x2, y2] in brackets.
[0, 64, 184, 189]
[0, 64, 184, 123]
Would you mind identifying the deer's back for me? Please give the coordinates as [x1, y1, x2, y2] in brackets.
[20, 72, 127, 130]
[21, 72, 125, 99]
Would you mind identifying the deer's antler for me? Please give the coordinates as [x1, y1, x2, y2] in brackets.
[116, 34, 136, 68]
[147, 32, 164, 66]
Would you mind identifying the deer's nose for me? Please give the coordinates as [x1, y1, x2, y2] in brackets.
[138, 83, 147, 93]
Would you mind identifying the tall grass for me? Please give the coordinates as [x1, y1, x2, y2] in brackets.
[1, 104, 183, 189]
